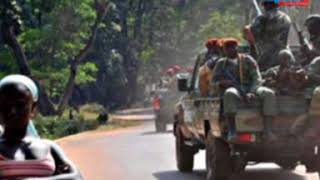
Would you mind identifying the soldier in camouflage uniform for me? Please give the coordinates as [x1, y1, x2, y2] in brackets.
[197, 38, 222, 67]
[262, 49, 309, 93]
[198, 38, 222, 96]
[298, 15, 320, 137]
[244, 0, 291, 71]
[212, 38, 277, 141]
[304, 15, 320, 100]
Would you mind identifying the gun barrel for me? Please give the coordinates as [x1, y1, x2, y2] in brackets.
[253, 0, 263, 16]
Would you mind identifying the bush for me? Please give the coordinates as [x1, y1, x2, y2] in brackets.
[80, 103, 105, 114]
[33, 114, 100, 139]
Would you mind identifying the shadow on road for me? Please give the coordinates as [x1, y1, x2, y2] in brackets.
[141, 130, 173, 136]
[153, 170, 205, 180]
[231, 168, 308, 180]
[154, 169, 309, 180]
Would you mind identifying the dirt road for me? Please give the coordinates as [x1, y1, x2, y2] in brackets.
[58, 121, 319, 180]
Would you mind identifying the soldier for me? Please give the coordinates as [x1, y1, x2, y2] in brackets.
[196, 38, 222, 69]
[303, 15, 320, 102]
[198, 38, 222, 96]
[304, 15, 320, 61]
[244, 0, 291, 71]
[262, 49, 308, 93]
[212, 38, 277, 141]
[288, 16, 320, 137]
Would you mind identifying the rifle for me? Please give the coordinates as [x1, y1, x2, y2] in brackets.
[253, 0, 263, 16]
[244, 0, 264, 59]
[292, 22, 313, 66]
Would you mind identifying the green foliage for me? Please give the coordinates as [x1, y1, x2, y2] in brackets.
[199, 11, 242, 42]
[76, 62, 98, 85]
[139, 46, 155, 63]
[33, 114, 100, 139]
[80, 103, 106, 114]
[33, 103, 108, 139]
[13, 0, 99, 98]
[0, 48, 17, 78]
[0, 0, 24, 31]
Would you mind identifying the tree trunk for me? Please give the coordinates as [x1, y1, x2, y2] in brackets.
[56, 62, 77, 115]
[56, 1, 109, 116]
[1, 23, 56, 115]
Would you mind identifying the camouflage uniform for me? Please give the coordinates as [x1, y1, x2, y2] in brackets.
[305, 15, 320, 103]
[261, 49, 308, 93]
[293, 16, 320, 136]
[212, 54, 277, 116]
[198, 50, 221, 96]
[308, 57, 320, 112]
[311, 36, 320, 55]
[250, 9, 291, 71]
[197, 50, 220, 68]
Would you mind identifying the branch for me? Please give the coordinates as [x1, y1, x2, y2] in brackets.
[56, 1, 110, 115]
[75, 0, 109, 64]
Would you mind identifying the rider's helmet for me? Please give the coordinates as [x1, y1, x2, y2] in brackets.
[0, 74, 38, 102]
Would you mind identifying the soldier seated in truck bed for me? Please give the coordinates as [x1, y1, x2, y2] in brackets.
[262, 49, 308, 94]
[198, 38, 223, 96]
[212, 38, 277, 142]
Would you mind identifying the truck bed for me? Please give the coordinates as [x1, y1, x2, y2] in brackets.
[236, 95, 309, 133]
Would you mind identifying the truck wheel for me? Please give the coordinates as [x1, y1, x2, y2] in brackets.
[231, 155, 246, 174]
[305, 155, 320, 173]
[277, 161, 296, 170]
[175, 128, 194, 172]
[206, 133, 232, 180]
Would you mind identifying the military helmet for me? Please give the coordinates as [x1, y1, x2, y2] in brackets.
[278, 49, 296, 65]
[305, 15, 320, 36]
[305, 14, 320, 27]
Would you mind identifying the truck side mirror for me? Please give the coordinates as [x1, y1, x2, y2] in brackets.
[177, 73, 190, 92]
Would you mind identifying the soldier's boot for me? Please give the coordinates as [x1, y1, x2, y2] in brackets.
[227, 115, 237, 142]
[263, 116, 277, 142]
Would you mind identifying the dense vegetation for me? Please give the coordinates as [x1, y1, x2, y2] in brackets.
[0, 0, 319, 137]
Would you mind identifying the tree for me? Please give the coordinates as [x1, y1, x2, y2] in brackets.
[0, 0, 109, 115]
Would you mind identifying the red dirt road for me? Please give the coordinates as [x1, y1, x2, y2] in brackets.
[58, 122, 320, 180]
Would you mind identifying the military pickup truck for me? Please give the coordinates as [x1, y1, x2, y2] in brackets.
[173, 54, 320, 180]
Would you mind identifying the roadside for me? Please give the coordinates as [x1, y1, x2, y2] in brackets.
[53, 106, 154, 142]
[32, 103, 154, 140]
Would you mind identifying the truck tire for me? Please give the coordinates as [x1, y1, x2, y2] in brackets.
[175, 128, 194, 172]
[277, 161, 296, 170]
[231, 155, 246, 174]
[305, 155, 320, 173]
[206, 133, 232, 180]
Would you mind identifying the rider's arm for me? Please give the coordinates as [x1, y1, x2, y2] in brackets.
[25, 140, 83, 180]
